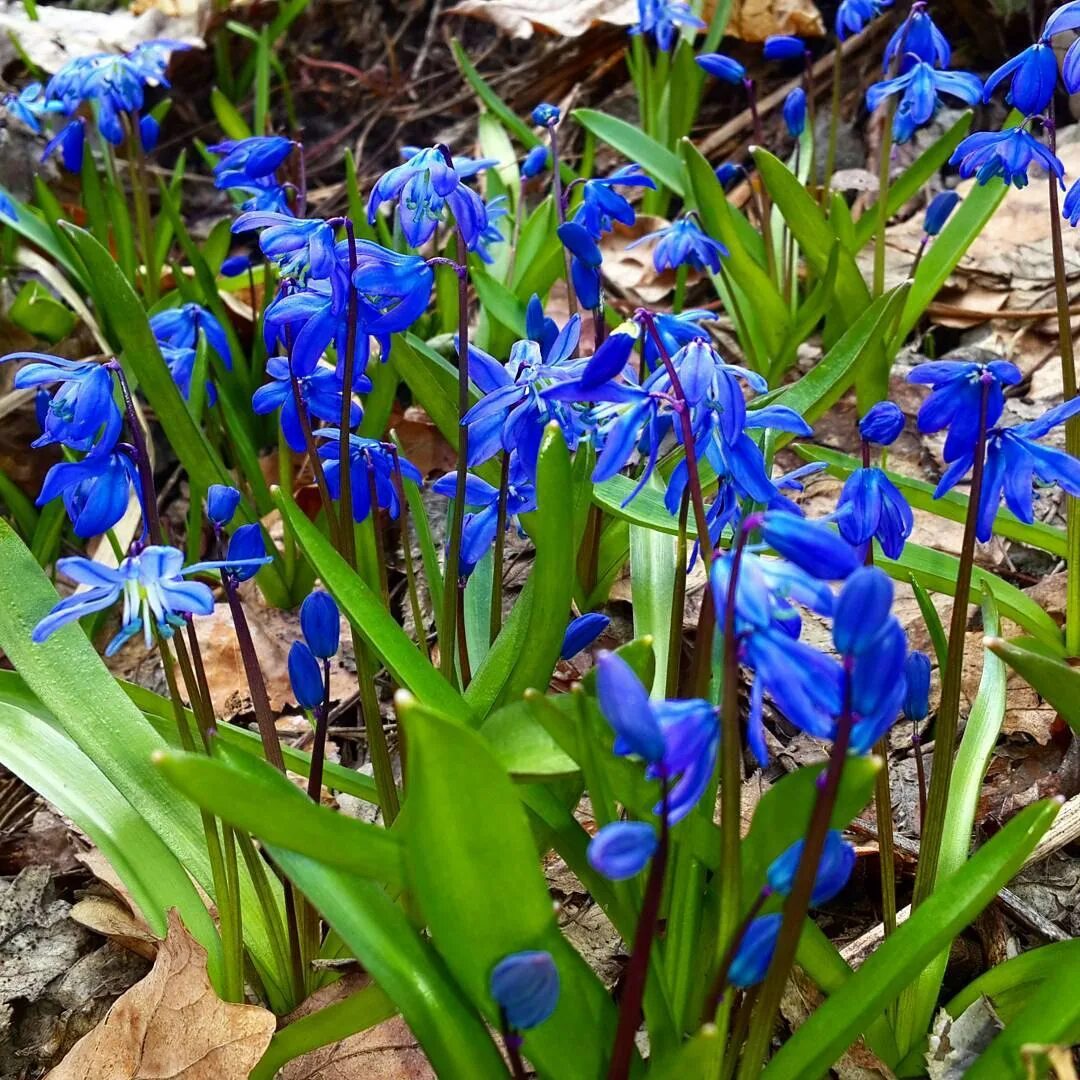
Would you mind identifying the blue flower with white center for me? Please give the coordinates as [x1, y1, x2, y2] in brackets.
[233, 212, 340, 287]
[42, 119, 85, 172]
[950, 126, 1065, 190]
[983, 43, 1059, 116]
[367, 144, 489, 251]
[764, 35, 806, 62]
[521, 144, 550, 179]
[588, 821, 658, 880]
[531, 103, 560, 127]
[923, 190, 961, 237]
[783, 87, 807, 137]
[252, 357, 361, 453]
[696, 53, 747, 84]
[836, 0, 890, 41]
[5, 353, 122, 454]
[350, 241, 436, 347]
[571, 165, 657, 240]
[903, 651, 931, 722]
[3, 83, 47, 133]
[908, 359, 1023, 462]
[767, 830, 856, 905]
[866, 62, 982, 144]
[36, 448, 139, 539]
[935, 398, 1080, 542]
[150, 303, 233, 369]
[629, 0, 705, 51]
[560, 612, 610, 659]
[316, 431, 421, 524]
[398, 145, 498, 181]
[463, 324, 584, 472]
[730, 915, 782, 988]
[836, 466, 913, 558]
[627, 216, 728, 273]
[859, 401, 905, 445]
[210, 136, 294, 188]
[32, 544, 268, 654]
[883, 9, 951, 73]
[431, 465, 537, 577]
[490, 952, 559, 1031]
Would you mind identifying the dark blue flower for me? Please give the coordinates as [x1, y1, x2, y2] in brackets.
[983, 43, 1058, 116]
[6, 353, 122, 453]
[759, 512, 859, 580]
[729, 915, 782, 988]
[3, 83, 47, 133]
[903, 650, 932, 722]
[220, 523, 270, 583]
[764, 35, 806, 61]
[210, 136, 294, 188]
[696, 53, 747, 84]
[859, 401, 905, 445]
[220, 253, 252, 277]
[301, 591, 340, 659]
[923, 190, 961, 237]
[642, 309, 712, 370]
[207, 484, 241, 526]
[836, 467, 913, 558]
[587, 821, 657, 879]
[884, 10, 951, 73]
[42, 119, 85, 172]
[767, 830, 856, 905]
[647, 698, 719, 824]
[521, 144, 550, 179]
[37, 449, 138, 539]
[714, 163, 744, 189]
[908, 359, 1022, 462]
[1065, 180, 1080, 227]
[560, 612, 610, 659]
[836, 0, 890, 41]
[950, 126, 1065, 190]
[783, 87, 807, 137]
[630, 0, 705, 51]
[595, 650, 664, 761]
[367, 145, 488, 250]
[262, 281, 346, 379]
[866, 63, 982, 144]
[160, 345, 213, 405]
[490, 951, 559, 1030]
[628, 216, 728, 273]
[531, 103, 561, 127]
[0, 190, 16, 223]
[572, 165, 657, 240]
[252, 356, 360, 452]
[351, 241, 435, 344]
[833, 566, 895, 655]
[289, 641, 324, 710]
[233, 212, 339, 285]
[150, 303, 233, 369]
[318, 431, 421, 524]
[557, 221, 603, 309]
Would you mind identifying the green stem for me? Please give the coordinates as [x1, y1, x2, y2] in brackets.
[673, 264, 688, 315]
[822, 44, 843, 206]
[490, 452, 510, 644]
[125, 114, 157, 305]
[390, 445, 430, 661]
[665, 491, 690, 697]
[872, 108, 895, 299]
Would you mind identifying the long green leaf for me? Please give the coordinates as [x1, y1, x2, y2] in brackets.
[630, 474, 678, 696]
[574, 108, 684, 196]
[987, 637, 1080, 732]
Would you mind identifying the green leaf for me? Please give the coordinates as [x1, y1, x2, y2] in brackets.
[400, 696, 619, 1079]
[574, 109, 684, 196]
[155, 745, 404, 886]
[510, 197, 563, 298]
[269, 848, 507, 1078]
[273, 486, 472, 720]
[9, 279, 76, 342]
[0, 185, 87, 288]
[0, 466, 39, 538]
[593, 475, 691, 538]
[471, 266, 527, 338]
[797, 445, 1066, 557]
[479, 696, 580, 780]
[650, 1028, 725, 1079]
[910, 575, 949, 675]
[986, 637, 1080, 733]
[761, 800, 1059, 1080]
[879, 541, 1064, 653]
[210, 87, 252, 139]
[630, 474, 678, 695]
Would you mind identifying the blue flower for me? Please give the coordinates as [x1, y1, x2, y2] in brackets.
[139, 114, 160, 153]
[642, 309, 712, 370]
[983, 43, 1058, 116]
[758, 512, 859, 580]
[6, 353, 122, 453]
[220, 253, 252, 277]
[289, 640, 324, 710]
[572, 165, 657, 240]
[729, 915, 782, 988]
[923, 190, 961, 237]
[351, 241, 436, 344]
[783, 87, 807, 138]
[207, 484, 241, 526]
[903, 650, 932, 723]
[475, 195, 509, 265]
[1042, 0, 1080, 40]
[210, 136, 294, 188]
[150, 303, 233, 369]
[1065, 180, 1080, 226]
[531, 103, 561, 127]
[399, 145, 498, 181]
[37, 449, 138, 539]
[161, 345, 216, 405]
[560, 612, 610, 659]
[630, 0, 705, 51]
[32, 545, 264, 654]
[715, 163, 744, 189]
[836, 0, 890, 41]
[950, 126, 1065, 190]
[490, 952, 559, 1031]
[587, 821, 658, 879]
[595, 650, 665, 761]
[764, 35, 806, 62]
[866, 63, 982, 144]
[557, 221, 603, 309]
[431, 467, 537, 576]
[219, 523, 269, 583]
[580, 321, 640, 388]
[937, 398, 1080, 542]
[233, 212, 340, 285]
[884, 10, 951, 73]
[696, 53, 747, 84]
[908, 359, 1022, 462]
[859, 401, 905, 445]
[317, 431, 421, 523]
[252, 357, 360, 453]
[262, 281, 347, 379]
[367, 145, 488, 250]
[0, 190, 16, 223]
[3, 83, 47, 133]
[628, 216, 728, 273]
[42, 119, 85, 172]
[301, 591, 340, 658]
[767, 830, 856, 905]
[836, 467, 913, 558]
[521, 144, 550, 179]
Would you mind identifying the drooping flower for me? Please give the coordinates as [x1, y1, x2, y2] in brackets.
[627, 216, 728, 273]
[629, 0, 705, 51]
[587, 820, 658, 879]
[783, 87, 807, 138]
[766, 830, 856, 905]
[758, 511, 859, 580]
[301, 590, 340, 659]
[729, 915, 782, 988]
[571, 165, 657, 240]
[835, 466, 914, 558]
[950, 126, 1065, 190]
[42, 119, 86, 172]
[210, 136, 294, 188]
[866, 62, 982, 143]
[252, 357, 361, 453]
[206, 484, 241, 527]
[288, 640, 325, 710]
[883, 9, 951, 73]
[36, 449, 139, 539]
[521, 144, 550, 179]
[475, 194, 509, 265]
[557, 221, 604, 309]
[983, 43, 1058, 116]
[161, 345, 212, 404]
[859, 401, 905, 445]
[763, 35, 806, 62]
[560, 612, 610, 659]
[923, 190, 961, 236]
[903, 651, 932, 722]
[836, 0, 891, 41]
[317, 431, 421, 524]
[696, 53, 747, 84]
[1064, 179, 1080, 227]
[490, 952, 560, 1030]
[1041, 2, 1080, 93]
[233, 212, 340, 286]
[150, 303, 233, 368]
[351, 241, 436, 347]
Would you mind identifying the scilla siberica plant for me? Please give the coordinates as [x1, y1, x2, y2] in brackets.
[0, 2, 1075, 1077]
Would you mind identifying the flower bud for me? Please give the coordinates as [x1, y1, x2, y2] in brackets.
[858, 401, 905, 446]
[903, 651, 932, 723]
[224, 523, 267, 582]
[587, 821, 658, 880]
[521, 145, 550, 178]
[530, 103, 561, 127]
[783, 88, 807, 138]
[696, 53, 746, 83]
[206, 484, 241, 526]
[764, 35, 806, 61]
[729, 915, 782, 988]
[923, 190, 960, 237]
[766, 830, 856, 905]
[759, 512, 859, 581]
[301, 590, 340, 659]
[490, 951, 560, 1030]
[560, 612, 609, 659]
[288, 640, 324, 710]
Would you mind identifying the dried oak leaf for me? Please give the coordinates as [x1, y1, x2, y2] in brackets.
[46, 910, 275, 1080]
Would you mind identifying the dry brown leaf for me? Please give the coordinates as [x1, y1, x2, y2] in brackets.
[69, 897, 158, 962]
[47, 910, 275, 1080]
[728, 0, 824, 41]
[281, 1015, 434, 1080]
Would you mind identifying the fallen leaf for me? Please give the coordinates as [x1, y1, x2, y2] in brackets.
[282, 1014, 434, 1080]
[926, 998, 1003, 1079]
[47, 910, 275, 1080]
[728, 0, 824, 41]
[69, 897, 158, 962]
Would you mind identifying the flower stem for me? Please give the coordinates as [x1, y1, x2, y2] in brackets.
[390, 444, 430, 661]
[911, 376, 992, 908]
[872, 111, 895, 299]
[439, 228, 472, 685]
[111, 362, 162, 544]
[665, 491, 691, 697]
[306, 661, 332, 802]
[337, 222, 361, 553]
[737, 661, 856, 1077]
[607, 783, 671, 1080]
[1046, 118, 1080, 656]
[490, 452, 510, 644]
[549, 123, 578, 316]
[744, 79, 779, 288]
[501, 1018, 528, 1080]
[703, 888, 770, 1020]
[125, 112, 157, 305]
